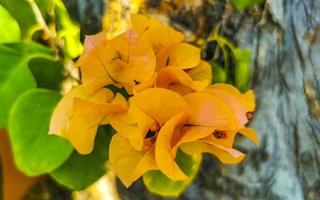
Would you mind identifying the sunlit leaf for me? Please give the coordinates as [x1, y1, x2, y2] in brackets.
[210, 61, 226, 83]
[231, 0, 264, 10]
[0, 0, 50, 38]
[0, 5, 20, 43]
[54, 0, 83, 58]
[143, 150, 201, 197]
[233, 48, 251, 92]
[8, 89, 73, 176]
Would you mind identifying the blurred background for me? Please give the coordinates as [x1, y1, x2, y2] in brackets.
[1, 0, 320, 199]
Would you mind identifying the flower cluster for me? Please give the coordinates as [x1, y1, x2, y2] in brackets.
[50, 14, 258, 187]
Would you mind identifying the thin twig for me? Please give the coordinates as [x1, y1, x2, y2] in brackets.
[27, 0, 54, 39]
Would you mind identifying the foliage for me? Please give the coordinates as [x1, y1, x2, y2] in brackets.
[0, 0, 103, 192]
[208, 31, 252, 92]
[50, 126, 114, 190]
[143, 150, 201, 197]
[231, 0, 265, 10]
[0, 42, 54, 128]
[49, 14, 258, 197]
[8, 89, 73, 176]
[0, 5, 20, 43]
[0, 0, 258, 197]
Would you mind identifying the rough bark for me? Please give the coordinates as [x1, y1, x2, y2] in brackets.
[65, 0, 320, 199]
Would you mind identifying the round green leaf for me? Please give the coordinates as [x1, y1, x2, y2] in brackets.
[231, 0, 264, 10]
[8, 89, 73, 176]
[234, 48, 251, 92]
[210, 61, 227, 84]
[50, 126, 115, 190]
[143, 150, 201, 197]
[0, 42, 55, 128]
[0, 5, 20, 43]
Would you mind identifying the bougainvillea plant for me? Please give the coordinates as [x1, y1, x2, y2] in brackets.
[49, 14, 258, 195]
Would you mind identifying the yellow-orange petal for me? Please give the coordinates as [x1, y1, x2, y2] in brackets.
[108, 105, 158, 151]
[49, 85, 93, 136]
[159, 43, 201, 69]
[171, 126, 216, 156]
[131, 14, 150, 35]
[243, 90, 256, 111]
[204, 84, 255, 126]
[76, 32, 114, 91]
[143, 21, 184, 54]
[89, 87, 114, 102]
[156, 113, 189, 181]
[130, 88, 191, 126]
[238, 127, 259, 145]
[187, 60, 212, 85]
[207, 83, 255, 111]
[184, 93, 239, 129]
[106, 30, 156, 85]
[180, 141, 245, 164]
[109, 134, 158, 187]
[67, 96, 127, 154]
[132, 73, 157, 95]
[156, 67, 208, 95]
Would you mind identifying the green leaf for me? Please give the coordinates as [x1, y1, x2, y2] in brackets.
[0, 42, 55, 128]
[8, 89, 73, 176]
[231, 0, 264, 10]
[0, 0, 51, 38]
[210, 61, 227, 83]
[50, 126, 115, 190]
[29, 58, 64, 91]
[233, 48, 251, 92]
[54, 0, 83, 58]
[143, 150, 201, 197]
[0, 5, 20, 43]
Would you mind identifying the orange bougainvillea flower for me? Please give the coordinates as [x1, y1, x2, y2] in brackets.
[187, 60, 213, 84]
[108, 87, 256, 186]
[50, 14, 258, 189]
[131, 14, 184, 69]
[204, 83, 255, 126]
[75, 32, 114, 92]
[76, 29, 156, 94]
[50, 86, 127, 154]
[156, 66, 208, 95]
[153, 91, 250, 180]
[109, 133, 158, 187]
[158, 42, 201, 69]
[106, 104, 158, 151]
[109, 88, 191, 186]
[129, 88, 191, 126]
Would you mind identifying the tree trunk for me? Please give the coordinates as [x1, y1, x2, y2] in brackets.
[66, 0, 320, 199]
